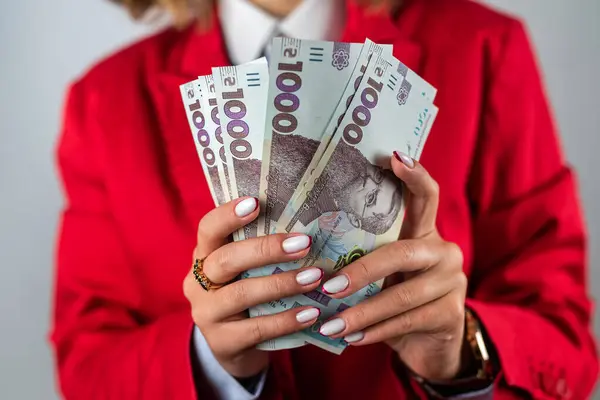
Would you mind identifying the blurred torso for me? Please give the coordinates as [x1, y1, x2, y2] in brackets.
[73, 0, 515, 396]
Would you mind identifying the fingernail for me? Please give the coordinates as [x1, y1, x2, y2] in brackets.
[296, 307, 320, 323]
[319, 318, 345, 336]
[234, 197, 258, 217]
[393, 151, 415, 168]
[282, 235, 311, 254]
[344, 331, 364, 343]
[322, 275, 349, 294]
[296, 268, 323, 285]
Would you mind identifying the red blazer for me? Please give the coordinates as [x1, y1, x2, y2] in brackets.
[50, 0, 598, 398]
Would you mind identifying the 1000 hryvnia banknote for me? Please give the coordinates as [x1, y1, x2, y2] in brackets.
[258, 38, 365, 236]
[180, 80, 227, 206]
[270, 52, 438, 353]
[213, 59, 307, 350]
[213, 59, 268, 240]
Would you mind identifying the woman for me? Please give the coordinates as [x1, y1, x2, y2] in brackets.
[50, 0, 598, 399]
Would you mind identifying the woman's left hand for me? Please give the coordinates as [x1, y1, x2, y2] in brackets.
[319, 152, 469, 381]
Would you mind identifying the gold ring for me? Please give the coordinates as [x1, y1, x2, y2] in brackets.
[193, 258, 229, 291]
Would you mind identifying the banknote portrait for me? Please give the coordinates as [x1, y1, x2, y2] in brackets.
[268, 132, 320, 221]
[295, 140, 403, 235]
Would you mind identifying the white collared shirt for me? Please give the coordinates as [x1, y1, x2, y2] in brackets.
[218, 0, 346, 65]
[193, 3, 346, 400]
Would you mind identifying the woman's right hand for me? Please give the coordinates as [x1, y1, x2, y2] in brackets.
[183, 197, 323, 378]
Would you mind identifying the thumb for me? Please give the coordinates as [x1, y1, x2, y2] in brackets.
[391, 151, 439, 239]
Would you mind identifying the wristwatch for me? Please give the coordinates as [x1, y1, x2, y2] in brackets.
[464, 308, 496, 380]
[416, 308, 498, 397]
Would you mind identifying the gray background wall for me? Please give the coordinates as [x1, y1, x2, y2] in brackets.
[0, 0, 598, 398]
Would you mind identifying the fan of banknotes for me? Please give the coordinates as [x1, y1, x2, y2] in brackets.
[180, 37, 438, 354]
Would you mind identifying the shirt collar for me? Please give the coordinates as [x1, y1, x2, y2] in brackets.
[218, 0, 346, 65]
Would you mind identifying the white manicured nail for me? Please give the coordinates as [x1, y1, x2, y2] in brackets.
[322, 275, 349, 294]
[296, 308, 320, 323]
[319, 318, 346, 336]
[234, 198, 258, 217]
[296, 268, 323, 285]
[344, 331, 364, 343]
[282, 235, 311, 254]
[394, 151, 415, 168]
